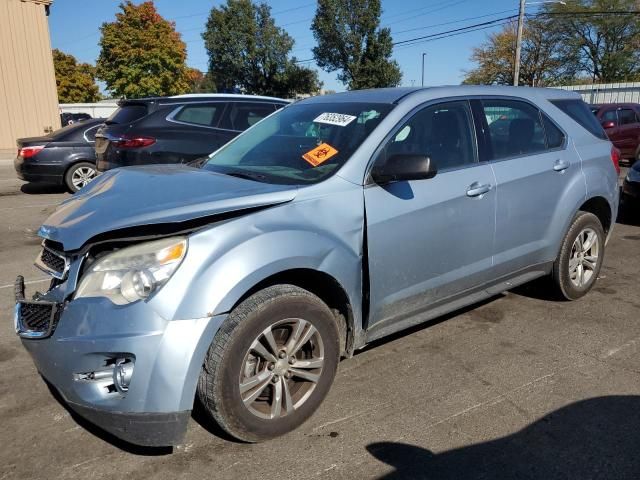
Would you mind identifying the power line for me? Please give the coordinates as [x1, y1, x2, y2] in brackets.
[393, 8, 518, 36]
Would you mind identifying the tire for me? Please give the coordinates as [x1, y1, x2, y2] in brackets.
[197, 284, 340, 442]
[64, 161, 97, 193]
[552, 211, 605, 300]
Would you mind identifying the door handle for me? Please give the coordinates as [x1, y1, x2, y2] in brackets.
[466, 182, 492, 197]
[553, 159, 570, 172]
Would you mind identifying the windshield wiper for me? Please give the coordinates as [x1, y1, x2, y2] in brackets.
[222, 170, 267, 183]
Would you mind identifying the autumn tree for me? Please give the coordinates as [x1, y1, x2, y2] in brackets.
[97, 1, 191, 98]
[203, 0, 321, 97]
[52, 49, 101, 103]
[463, 19, 572, 86]
[541, 0, 640, 82]
[187, 68, 216, 93]
[311, 0, 402, 90]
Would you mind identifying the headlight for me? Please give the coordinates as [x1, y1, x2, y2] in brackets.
[626, 168, 640, 182]
[75, 237, 187, 305]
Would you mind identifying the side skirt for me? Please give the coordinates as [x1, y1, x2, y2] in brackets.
[363, 261, 553, 345]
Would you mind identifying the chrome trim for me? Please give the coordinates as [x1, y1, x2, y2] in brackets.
[83, 124, 102, 143]
[34, 245, 70, 280]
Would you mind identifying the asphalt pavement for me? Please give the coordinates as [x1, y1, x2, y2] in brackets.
[1, 158, 639, 480]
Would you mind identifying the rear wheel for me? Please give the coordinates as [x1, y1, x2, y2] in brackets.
[197, 285, 340, 442]
[65, 162, 97, 193]
[552, 211, 605, 300]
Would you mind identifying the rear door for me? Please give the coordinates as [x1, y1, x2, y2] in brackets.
[364, 100, 497, 333]
[475, 98, 574, 276]
[615, 107, 640, 157]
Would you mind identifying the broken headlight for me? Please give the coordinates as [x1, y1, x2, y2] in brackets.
[75, 237, 187, 305]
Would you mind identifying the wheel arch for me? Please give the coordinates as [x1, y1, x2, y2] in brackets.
[579, 196, 613, 234]
[231, 268, 357, 358]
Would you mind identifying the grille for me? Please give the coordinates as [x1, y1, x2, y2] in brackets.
[40, 248, 66, 275]
[18, 301, 61, 337]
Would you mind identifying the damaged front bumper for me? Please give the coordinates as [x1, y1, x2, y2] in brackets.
[14, 274, 226, 447]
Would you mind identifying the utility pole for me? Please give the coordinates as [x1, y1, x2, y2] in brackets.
[421, 53, 427, 87]
[513, 0, 526, 86]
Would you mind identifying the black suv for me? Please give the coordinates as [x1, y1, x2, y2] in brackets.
[95, 94, 288, 171]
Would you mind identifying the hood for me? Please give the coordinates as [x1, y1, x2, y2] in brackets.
[39, 165, 298, 250]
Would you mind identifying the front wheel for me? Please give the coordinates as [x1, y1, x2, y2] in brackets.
[65, 161, 97, 193]
[552, 211, 605, 300]
[197, 285, 340, 442]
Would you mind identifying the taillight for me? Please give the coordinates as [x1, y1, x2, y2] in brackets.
[611, 146, 621, 175]
[113, 135, 156, 149]
[18, 145, 45, 159]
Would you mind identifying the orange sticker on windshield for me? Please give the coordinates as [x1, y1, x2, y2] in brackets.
[302, 143, 338, 167]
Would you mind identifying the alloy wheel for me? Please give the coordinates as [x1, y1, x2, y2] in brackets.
[71, 166, 96, 190]
[568, 227, 600, 288]
[239, 318, 325, 420]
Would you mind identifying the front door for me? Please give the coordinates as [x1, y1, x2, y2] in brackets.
[364, 100, 497, 333]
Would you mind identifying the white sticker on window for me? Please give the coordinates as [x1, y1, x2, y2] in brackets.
[313, 112, 357, 127]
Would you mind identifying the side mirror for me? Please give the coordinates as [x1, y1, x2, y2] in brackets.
[602, 120, 616, 129]
[371, 154, 437, 184]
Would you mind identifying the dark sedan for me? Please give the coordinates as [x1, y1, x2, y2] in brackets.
[95, 94, 288, 172]
[15, 118, 104, 192]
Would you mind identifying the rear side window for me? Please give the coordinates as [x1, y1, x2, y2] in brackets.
[542, 114, 565, 149]
[602, 110, 618, 124]
[618, 108, 639, 125]
[106, 104, 148, 125]
[481, 100, 546, 159]
[173, 104, 220, 127]
[83, 125, 101, 142]
[228, 103, 275, 130]
[551, 99, 608, 140]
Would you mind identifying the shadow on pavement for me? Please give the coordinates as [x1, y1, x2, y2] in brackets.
[617, 197, 640, 228]
[20, 182, 67, 195]
[367, 395, 640, 480]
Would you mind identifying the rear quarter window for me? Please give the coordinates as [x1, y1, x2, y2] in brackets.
[551, 99, 608, 140]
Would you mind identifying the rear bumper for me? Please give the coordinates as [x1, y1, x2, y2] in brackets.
[14, 156, 64, 183]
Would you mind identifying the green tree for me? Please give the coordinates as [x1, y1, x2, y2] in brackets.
[463, 19, 572, 86]
[96, 1, 191, 98]
[203, 0, 321, 97]
[542, 0, 640, 82]
[311, 0, 402, 90]
[52, 49, 101, 103]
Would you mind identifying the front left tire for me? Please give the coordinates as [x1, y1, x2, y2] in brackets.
[197, 284, 340, 442]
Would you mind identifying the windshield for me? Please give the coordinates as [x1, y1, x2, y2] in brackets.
[202, 102, 394, 185]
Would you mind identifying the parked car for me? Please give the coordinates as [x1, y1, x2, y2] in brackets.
[14, 118, 105, 192]
[60, 112, 92, 126]
[591, 103, 640, 164]
[15, 86, 618, 447]
[95, 94, 288, 171]
[622, 160, 640, 203]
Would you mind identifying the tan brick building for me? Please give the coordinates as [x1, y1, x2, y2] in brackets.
[0, 0, 60, 155]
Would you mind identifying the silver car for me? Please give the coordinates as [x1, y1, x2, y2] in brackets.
[14, 86, 619, 447]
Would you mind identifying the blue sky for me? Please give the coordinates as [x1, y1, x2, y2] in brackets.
[48, 0, 543, 93]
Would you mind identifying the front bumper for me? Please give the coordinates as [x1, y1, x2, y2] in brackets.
[16, 277, 226, 446]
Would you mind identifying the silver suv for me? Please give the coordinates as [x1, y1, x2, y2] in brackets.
[14, 86, 619, 447]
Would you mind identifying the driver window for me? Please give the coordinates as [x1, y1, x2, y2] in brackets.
[382, 100, 476, 172]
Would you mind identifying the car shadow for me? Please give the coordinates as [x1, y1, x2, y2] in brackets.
[617, 198, 640, 227]
[20, 182, 67, 195]
[366, 395, 640, 479]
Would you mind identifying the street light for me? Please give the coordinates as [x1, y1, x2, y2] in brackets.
[421, 53, 427, 87]
[513, 0, 566, 86]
